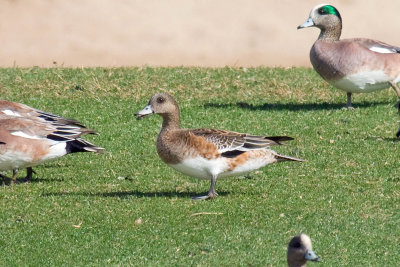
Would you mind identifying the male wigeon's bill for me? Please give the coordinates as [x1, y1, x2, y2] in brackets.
[135, 93, 304, 200]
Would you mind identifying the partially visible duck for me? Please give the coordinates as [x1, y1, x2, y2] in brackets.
[298, 4, 400, 109]
[135, 93, 304, 200]
[0, 100, 103, 183]
[0, 99, 89, 128]
[287, 234, 320, 267]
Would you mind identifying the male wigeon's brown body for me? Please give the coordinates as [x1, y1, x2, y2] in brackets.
[136, 93, 303, 200]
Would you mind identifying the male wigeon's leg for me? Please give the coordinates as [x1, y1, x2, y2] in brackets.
[345, 92, 354, 109]
[389, 82, 400, 137]
[192, 175, 218, 200]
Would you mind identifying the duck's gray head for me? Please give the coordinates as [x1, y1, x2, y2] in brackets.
[287, 234, 320, 267]
[298, 4, 342, 32]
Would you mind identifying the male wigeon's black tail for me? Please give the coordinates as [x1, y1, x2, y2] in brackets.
[66, 138, 104, 154]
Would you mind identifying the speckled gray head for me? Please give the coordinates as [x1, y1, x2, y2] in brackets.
[297, 4, 342, 30]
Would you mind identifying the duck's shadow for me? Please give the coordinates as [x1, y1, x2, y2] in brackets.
[0, 176, 64, 186]
[366, 136, 400, 142]
[203, 100, 391, 111]
[42, 190, 229, 199]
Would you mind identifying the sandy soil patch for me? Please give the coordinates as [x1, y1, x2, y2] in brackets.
[0, 0, 399, 67]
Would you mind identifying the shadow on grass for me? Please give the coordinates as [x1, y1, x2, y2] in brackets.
[203, 100, 392, 111]
[42, 190, 229, 199]
[366, 136, 400, 142]
[0, 172, 65, 186]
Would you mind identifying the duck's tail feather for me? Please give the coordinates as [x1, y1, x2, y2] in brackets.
[276, 154, 305, 162]
[66, 138, 105, 154]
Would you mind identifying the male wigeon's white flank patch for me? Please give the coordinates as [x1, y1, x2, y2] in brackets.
[2, 109, 22, 117]
[332, 70, 391, 93]
[369, 46, 397, 54]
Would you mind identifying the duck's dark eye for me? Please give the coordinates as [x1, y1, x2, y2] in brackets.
[318, 5, 340, 18]
[318, 8, 326, 15]
[157, 97, 165, 104]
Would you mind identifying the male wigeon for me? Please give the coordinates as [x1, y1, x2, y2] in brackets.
[0, 100, 104, 184]
[287, 234, 320, 267]
[135, 93, 304, 200]
[298, 4, 400, 109]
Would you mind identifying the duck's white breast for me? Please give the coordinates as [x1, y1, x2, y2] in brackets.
[332, 70, 391, 93]
[169, 156, 229, 180]
[0, 151, 32, 171]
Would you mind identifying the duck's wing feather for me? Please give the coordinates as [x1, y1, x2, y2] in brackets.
[0, 100, 93, 130]
[190, 128, 293, 153]
[0, 118, 91, 142]
[355, 38, 400, 54]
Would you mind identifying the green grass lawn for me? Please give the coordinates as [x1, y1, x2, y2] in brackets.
[0, 67, 399, 266]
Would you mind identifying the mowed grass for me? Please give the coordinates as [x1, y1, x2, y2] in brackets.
[0, 67, 399, 266]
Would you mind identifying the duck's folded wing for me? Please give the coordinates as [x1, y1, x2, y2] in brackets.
[0, 100, 90, 129]
[190, 128, 293, 153]
[1, 118, 90, 141]
[356, 38, 400, 54]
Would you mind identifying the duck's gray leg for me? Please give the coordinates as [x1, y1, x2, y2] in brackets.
[24, 167, 34, 181]
[192, 175, 218, 201]
[389, 81, 400, 98]
[11, 168, 18, 184]
[389, 82, 400, 137]
[345, 92, 354, 109]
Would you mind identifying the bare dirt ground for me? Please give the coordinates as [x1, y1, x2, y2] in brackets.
[0, 0, 399, 67]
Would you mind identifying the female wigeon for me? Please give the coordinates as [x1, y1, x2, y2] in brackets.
[136, 93, 304, 200]
[0, 100, 104, 184]
[298, 4, 400, 109]
[287, 234, 320, 267]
